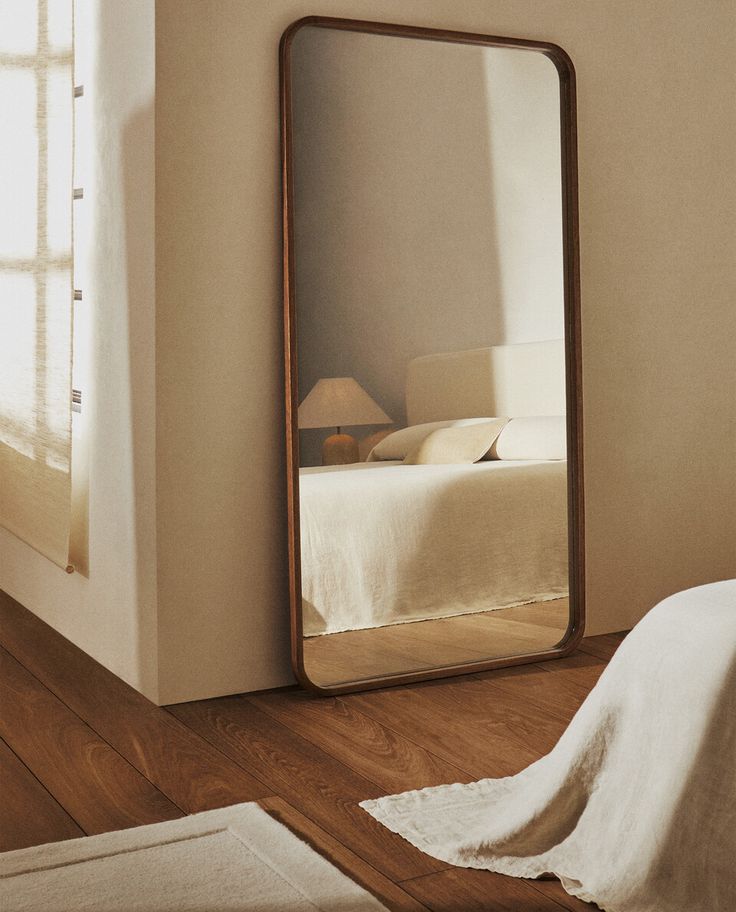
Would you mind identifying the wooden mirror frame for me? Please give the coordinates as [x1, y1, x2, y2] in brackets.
[280, 16, 584, 695]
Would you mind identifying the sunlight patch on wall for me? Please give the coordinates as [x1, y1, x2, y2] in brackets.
[0, 0, 74, 569]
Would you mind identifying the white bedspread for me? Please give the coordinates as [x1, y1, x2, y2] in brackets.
[362, 581, 736, 912]
[299, 460, 567, 636]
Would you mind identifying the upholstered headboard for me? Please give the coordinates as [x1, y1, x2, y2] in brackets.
[405, 340, 566, 425]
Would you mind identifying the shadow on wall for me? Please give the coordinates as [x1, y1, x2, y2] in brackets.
[121, 99, 157, 691]
[89, 0, 157, 696]
[292, 28, 506, 466]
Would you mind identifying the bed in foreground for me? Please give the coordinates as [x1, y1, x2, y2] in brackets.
[361, 580, 736, 912]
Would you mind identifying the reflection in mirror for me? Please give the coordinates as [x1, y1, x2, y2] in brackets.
[283, 20, 582, 691]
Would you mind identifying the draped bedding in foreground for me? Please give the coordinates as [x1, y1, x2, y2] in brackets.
[300, 459, 568, 636]
[362, 580, 736, 912]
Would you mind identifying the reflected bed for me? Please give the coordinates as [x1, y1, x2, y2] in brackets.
[300, 458, 568, 636]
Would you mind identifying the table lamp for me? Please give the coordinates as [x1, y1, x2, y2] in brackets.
[298, 378, 392, 465]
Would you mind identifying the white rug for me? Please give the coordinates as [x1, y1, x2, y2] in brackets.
[0, 802, 389, 911]
[362, 580, 736, 912]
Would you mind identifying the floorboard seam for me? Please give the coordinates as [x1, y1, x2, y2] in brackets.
[160, 706, 279, 799]
[337, 692, 550, 782]
[0, 645, 184, 820]
[260, 796, 439, 906]
[0, 623, 273, 812]
[169, 704, 442, 886]
[0, 735, 88, 837]
[332, 697, 485, 782]
[248, 694, 473, 794]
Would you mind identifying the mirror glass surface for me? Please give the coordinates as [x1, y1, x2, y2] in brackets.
[285, 22, 580, 689]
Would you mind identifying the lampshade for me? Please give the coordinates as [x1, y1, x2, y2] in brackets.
[298, 378, 392, 429]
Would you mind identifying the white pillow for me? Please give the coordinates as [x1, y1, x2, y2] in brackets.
[367, 418, 500, 461]
[488, 416, 567, 461]
[404, 418, 509, 465]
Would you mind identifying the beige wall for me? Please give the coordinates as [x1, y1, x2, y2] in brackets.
[0, 0, 159, 699]
[154, 1, 290, 703]
[291, 28, 564, 466]
[155, 0, 735, 701]
[2, 0, 733, 706]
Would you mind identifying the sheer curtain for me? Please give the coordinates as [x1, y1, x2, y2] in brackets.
[0, 0, 74, 569]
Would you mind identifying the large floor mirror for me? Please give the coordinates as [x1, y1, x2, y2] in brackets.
[281, 17, 583, 694]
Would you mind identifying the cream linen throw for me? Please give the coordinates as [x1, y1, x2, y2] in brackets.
[300, 460, 567, 635]
[362, 581, 736, 912]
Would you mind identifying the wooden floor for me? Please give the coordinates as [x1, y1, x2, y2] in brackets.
[0, 589, 626, 911]
[304, 598, 570, 685]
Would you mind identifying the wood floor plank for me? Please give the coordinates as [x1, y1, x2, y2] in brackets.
[250, 688, 474, 794]
[532, 652, 608, 694]
[471, 652, 605, 722]
[0, 646, 181, 835]
[0, 590, 270, 813]
[341, 674, 569, 779]
[0, 738, 84, 852]
[402, 869, 572, 911]
[576, 633, 627, 662]
[260, 796, 431, 912]
[531, 879, 595, 910]
[168, 696, 446, 882]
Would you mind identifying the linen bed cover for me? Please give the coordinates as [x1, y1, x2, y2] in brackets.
[362, 580, 736, 912]
[299, 458, 567, 636]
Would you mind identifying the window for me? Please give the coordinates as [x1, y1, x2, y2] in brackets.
[0, 0, 75, 569]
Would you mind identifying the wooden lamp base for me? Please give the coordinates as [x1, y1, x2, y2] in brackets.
[322, 433, 359, 466]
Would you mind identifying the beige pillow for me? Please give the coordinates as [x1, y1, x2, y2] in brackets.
[404, 418, 509, 465]
[488, 415, 567, 460]
[367, 418, 499, 461]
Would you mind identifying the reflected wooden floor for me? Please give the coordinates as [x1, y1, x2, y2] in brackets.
[303, 598, 570, 685]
